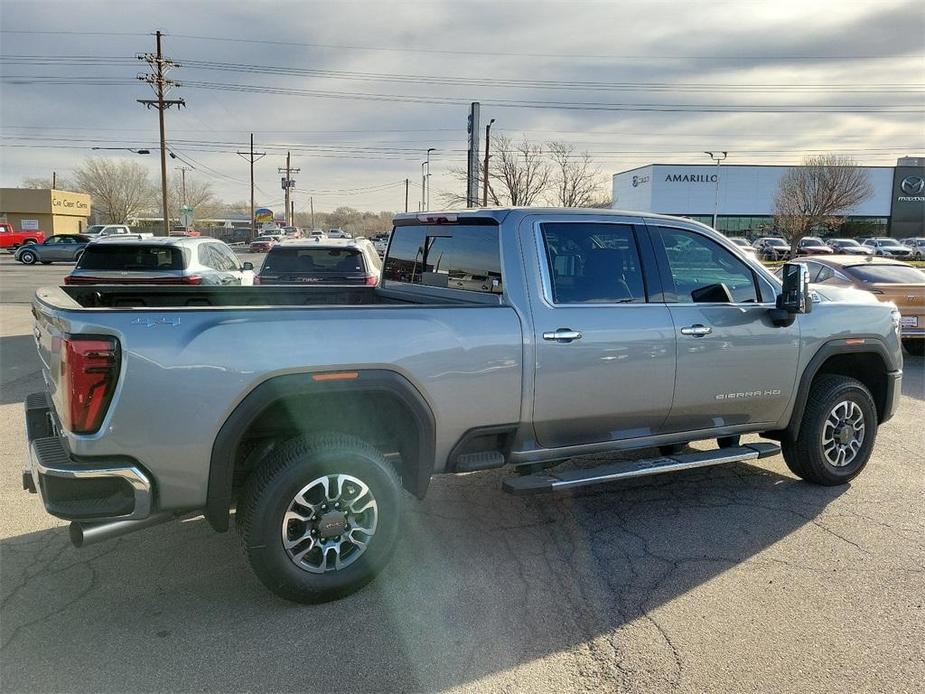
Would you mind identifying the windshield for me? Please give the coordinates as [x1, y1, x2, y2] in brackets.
[833, 239, 861, 246]
[262, 247, 366, 275]
[845, 265, 925, 284]
[766, 239, 788, 247]
[77, 245, 183, 271]
[801, 238, 825, 245]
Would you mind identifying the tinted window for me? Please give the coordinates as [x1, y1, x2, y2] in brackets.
[382, 224, 502, 293]
[540, 222, 645, 303]
[78, 245, 183, 271]
[263, 247, 366, 275]
[657, 227, 758, 303]
[845, 265, 925, 284]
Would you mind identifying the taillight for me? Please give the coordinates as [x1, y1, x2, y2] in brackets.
[364, 275, 378, 286]
[59, 336, 120, 434]
[180, 275, 203, 285]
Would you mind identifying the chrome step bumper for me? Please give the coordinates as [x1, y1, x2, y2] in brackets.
[502, 443, 781, 495]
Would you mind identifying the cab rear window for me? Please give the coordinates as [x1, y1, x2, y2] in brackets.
[382, 224, 502, 293]
[77, 245, 184, 271]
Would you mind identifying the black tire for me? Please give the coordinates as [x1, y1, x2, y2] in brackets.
[782, 375, 877, 486]
[22, 238, 37, 245]
[236, 433, 401, 603]
[18, 250, 37, 265]
[903, 339, 925, 357]
[717, 435, 740, 449]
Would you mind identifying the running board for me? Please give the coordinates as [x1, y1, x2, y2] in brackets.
[502, 443, 781, 495]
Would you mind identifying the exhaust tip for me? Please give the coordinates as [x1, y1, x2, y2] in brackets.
[69, 522, 86, 548]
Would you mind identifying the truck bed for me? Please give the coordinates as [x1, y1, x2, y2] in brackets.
[40, 284, 499, 309]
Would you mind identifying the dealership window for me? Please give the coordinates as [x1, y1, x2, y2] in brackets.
[382, 223, 502, 293]
[655, 227, 759, 303]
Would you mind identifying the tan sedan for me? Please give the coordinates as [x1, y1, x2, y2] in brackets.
[798, 256, 924, 355]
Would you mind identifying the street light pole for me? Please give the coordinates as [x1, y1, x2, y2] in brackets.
[705, 151, 727, 231]
[425, 147, 436, 210]
[483, 118, 495, 207]
[421, 161, 427, 211]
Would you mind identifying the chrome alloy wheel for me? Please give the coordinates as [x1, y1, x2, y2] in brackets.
[281, 473, 378, 574]
[822, 400, 866, 467]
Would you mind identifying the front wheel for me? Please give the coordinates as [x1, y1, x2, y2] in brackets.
[18, 250, 37, 265]
[782, 375, 877, 485]
[236, 433, 402, 603]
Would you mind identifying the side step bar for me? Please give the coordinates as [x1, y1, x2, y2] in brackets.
[502, 443, 781, 495]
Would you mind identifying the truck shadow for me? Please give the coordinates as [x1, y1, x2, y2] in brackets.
[1, 458, 847, 692]
[0, 334, 43, 406]
[901, 353, 923, 402]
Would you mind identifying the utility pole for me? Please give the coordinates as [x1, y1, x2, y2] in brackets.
[52, 171, 56, 190]
[278, 151, 300, 226]
[704, 151, 728, 231]
[236, 133, 266, 241]
[178, 166, 190, 207]
[404, 178, 409, 212]
[425, 148, 436, 210]
[310, 197, 315, 230]
[466, 102, 481, 207]
[137, 30, 185, 236]
[290, 200, 295, 228]
[421, 161, 427, 211]
[483, 118, 495, 206]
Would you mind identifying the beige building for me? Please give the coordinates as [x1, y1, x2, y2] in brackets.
[0, 188, 92, 235]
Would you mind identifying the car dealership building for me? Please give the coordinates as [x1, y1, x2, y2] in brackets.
[612, 157, 924, 238]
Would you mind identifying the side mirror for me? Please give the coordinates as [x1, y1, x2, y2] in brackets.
[770, 262, 812, 326]
[242, 261, 254, 271]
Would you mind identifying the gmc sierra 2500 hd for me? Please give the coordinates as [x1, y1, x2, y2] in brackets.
[24, 208, 903, 603]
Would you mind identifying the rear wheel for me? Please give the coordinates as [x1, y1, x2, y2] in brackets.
[903, 339, 925, 357]
[18, 250, 37, 265]
[782, 375, 876, 485]
[236, 433, 401, 603]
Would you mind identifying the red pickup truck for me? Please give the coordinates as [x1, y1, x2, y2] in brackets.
[0, 222, 45, 250]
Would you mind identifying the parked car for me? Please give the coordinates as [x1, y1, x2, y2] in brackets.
[796, 256, 924, 355]
[862, 238, 914, 258]
[65, 237, 254, 285]
[728, 237, 758, 260]
[327, 228, 351, 239]
[15, 234, 91, 265]
[753, 236, 790, 261]
[0, 221, 45, 250]
[249, 235, 278, 253]
[84, 224, 153, 240]
[371, 233, 390, 256]
[26, 208, 902, 603]
[900, 237, 925, 260]
[257, 238, 382, 286]
[795, 237, 834, 256]
[826, 238, 873, 256]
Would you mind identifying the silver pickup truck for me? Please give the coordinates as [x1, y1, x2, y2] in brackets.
[24, 208, 903, 603]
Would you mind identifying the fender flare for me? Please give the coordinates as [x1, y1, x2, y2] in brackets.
[784, 336, 897, 440]
[206, 369, 436, 532]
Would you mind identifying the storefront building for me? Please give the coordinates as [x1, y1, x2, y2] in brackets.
[612, 157, 924, 238]
[0, 188, 92, 235]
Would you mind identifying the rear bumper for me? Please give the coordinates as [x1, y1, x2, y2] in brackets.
[23, 392, 153, 521]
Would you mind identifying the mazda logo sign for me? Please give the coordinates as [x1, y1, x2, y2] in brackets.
[901, 176, 925, 195]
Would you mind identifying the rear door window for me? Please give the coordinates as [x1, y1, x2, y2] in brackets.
[539, 222, 646, 303]
[78, 245, 183, 271]
[382, 223, 502, 293]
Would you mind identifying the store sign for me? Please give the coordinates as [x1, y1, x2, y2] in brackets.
[891, 166, 925, 237]
[51, 191, 90, 213]
[664, 173, 718, 183]
[632, 174, 650, 187]
[21, 219, 39, 230]
[255, 208, 274, 223]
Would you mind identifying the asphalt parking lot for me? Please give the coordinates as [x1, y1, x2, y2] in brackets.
[1, 255, 923, 693]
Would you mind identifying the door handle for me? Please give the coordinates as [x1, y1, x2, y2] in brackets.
[680, 324, 712, 337]
[543, 328, 583, 343]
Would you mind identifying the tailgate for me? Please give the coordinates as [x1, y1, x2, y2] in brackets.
[31, 298, 70, 412]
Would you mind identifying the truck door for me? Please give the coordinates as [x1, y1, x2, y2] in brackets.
[528, 217, 676, 448]
[647, 223, 800, 432]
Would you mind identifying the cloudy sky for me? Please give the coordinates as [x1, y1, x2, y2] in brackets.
[1, 0, 923, 214]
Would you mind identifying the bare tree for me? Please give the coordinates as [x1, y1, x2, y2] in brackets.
[439, 134, 551, 208]
[167, 176, 220, 224]
[71, 158, 157, 223]
[774, 154, 874, 257]
[547, 141, 604, 207]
